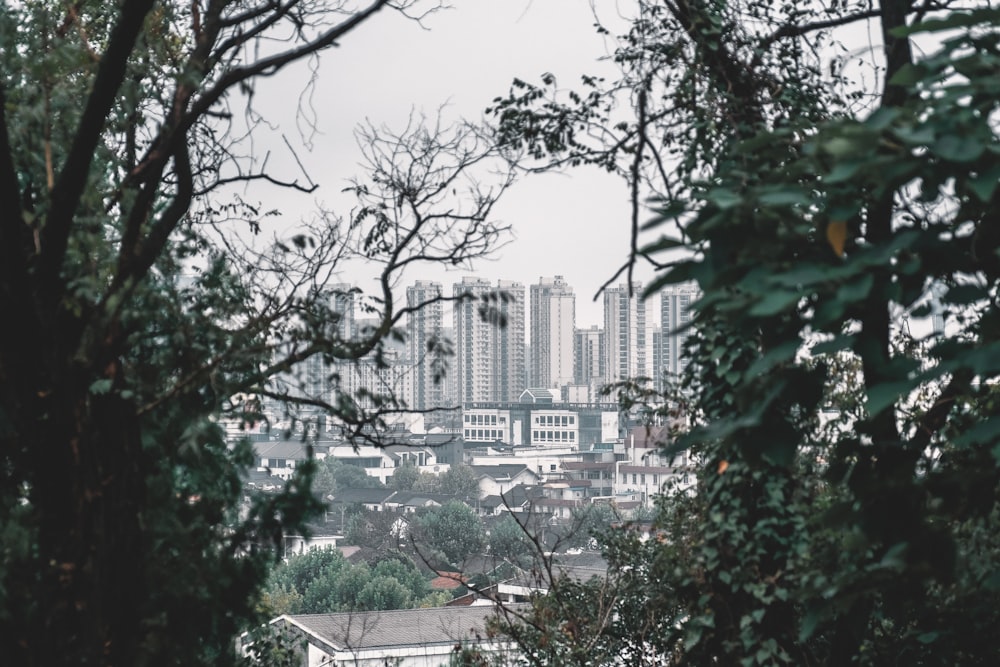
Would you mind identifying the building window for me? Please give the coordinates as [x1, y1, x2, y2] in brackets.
[550, 464, 557, 471]
[632, 474, 637, 484]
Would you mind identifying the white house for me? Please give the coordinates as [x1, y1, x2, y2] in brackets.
[261, 606, 515, 666]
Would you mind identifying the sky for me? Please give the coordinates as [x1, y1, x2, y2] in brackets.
[247, 0, 648, 329]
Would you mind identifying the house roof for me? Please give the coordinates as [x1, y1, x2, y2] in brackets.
[328, 487, 396, 505]
[561, 461, 614, 471]
[284, 606, 498, 650]
[470, 464, 537, 481]
[387, 490, 456, 507]
[519, 388, 559, 404]
[253, 440, 311, 460]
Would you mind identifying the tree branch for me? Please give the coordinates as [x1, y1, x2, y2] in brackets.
[39, 0, 157, 303]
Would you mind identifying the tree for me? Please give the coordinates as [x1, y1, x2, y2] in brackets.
[313, 457, 385, 499]
[489, 1, 1000, 664]
[344, 507, 405, 551]
[265, 547, 433, 614]
[414, 462, 482, 498]
[0, 1, 514, 664]
[487, 515, 533, 565]
[390, 460, 420, 490]
[413, 500, 485, 566]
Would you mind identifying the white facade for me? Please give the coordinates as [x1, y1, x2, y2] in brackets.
[463, 408, 512, 444]
[528, 409, 580, 446]
[530, 276, 576, 389]
[573, 325, 605, 390]
[659, 283, 699, 380]
[453, 277, 526, 404]
[406, 281, 447, 411]
[603, 284, 652, 384]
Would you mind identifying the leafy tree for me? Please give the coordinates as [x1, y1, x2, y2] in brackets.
[344, 508, 406, 551]
[488, 1, 1000, 665]
[313, 457, 385, 499]
[390, 460, 421, 490]
[413, 462, 481, 498]
[413, 500, 485, 565]
[0, 1, 513, 664]
[439, 463, 482, 499]
[488, 515, 533, 565]
[265, 547, 433, 614]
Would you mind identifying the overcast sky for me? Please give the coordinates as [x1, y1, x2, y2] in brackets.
[248, 0, 647, 328]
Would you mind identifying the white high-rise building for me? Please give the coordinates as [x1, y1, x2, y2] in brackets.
[574, 325, 606, 401]
[603, 283, 651, 384]
[453, 277, 525, 404]
[530, 276, 576, 389]
[659, 283, 698, 380]
[406, 281, 446, 412]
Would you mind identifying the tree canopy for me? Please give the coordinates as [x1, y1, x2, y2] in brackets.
[0, 1, 513, 664]
[488, 1, 1000, 664]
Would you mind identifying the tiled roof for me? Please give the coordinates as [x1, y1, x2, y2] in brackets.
[286, 606, 497, 650]
[253, 440, 311, 460]
[328, 487, 396, 505]
[470, 464, 535, 480]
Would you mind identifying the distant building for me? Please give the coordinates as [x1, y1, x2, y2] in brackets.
[573, 325, 606, 399]
[453, 277, 525, 404]
[529, 276, 576, 389]
[462, 390, 618, 448]
[406, 281, 448, 412]
[658, 283, 698, 382]
[603, 283, 652, 383]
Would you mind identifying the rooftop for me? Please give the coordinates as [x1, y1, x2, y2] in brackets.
[284, 605, 500, 651]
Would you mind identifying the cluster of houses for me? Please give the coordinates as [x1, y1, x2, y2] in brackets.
[238, 389, 692, 665]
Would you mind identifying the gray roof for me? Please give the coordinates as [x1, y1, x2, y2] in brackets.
[285, 605, 497, 650]
[253, 440, 311, 460]
[328, 487, 395, 505]
[470, 464, 537, 481]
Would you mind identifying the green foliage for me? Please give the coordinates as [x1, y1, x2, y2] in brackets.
[0, 1, 512, 664]
[413, 501, 485, 566]
[488, 516, 533, 565]
[390, 460, 420, 490]
[487, 3, 1000, 666]
[239, 622, 305, 667]
[413, 463, 482, 499]
[265, 548, 433, 614]
[313, 457, 385, 499]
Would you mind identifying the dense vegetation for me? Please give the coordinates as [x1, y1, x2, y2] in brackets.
[486, 1, 1000, 664]
[0, 1, 511, 664]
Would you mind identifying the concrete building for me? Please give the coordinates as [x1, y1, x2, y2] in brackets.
[406, 281, 447, 412]
[659, 283, 699, 381]
[453, 277, 525, 405]
[603, 283, 652, 384]
[573, 325, 605, 399]
[529, 276, 576, 389]
[266, 606, 513, 666]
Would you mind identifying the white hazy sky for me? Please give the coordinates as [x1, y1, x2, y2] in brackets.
[247, 0, 650, 328]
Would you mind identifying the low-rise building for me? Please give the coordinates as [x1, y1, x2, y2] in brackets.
[266, 605, 514, 666]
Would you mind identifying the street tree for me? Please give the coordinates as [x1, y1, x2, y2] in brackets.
[488, 1, 1000, 664]
[0, 1, 515, 665]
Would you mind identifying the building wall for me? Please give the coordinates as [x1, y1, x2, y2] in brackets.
[573, 325, 605, 390]
[659, 283, 699, 381]
[406, 281, 446, 411]
[603, 283, 652, 384]
[453, 278, 526, 405]
[530, 276, 576, 389]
